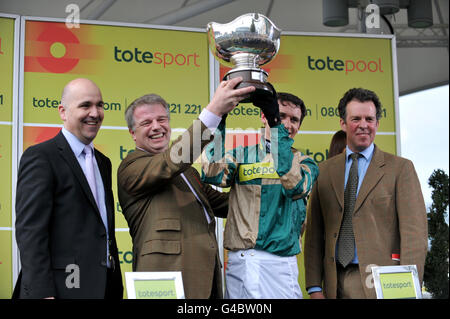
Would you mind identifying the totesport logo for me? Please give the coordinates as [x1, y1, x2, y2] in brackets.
[25, 21, 103, 74]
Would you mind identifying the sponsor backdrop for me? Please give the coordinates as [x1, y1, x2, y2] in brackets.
[21, 18, 210, 299]
[0, 15, 397, 298]
[0, 14, 16, 299]
[219, 33, 397, 298]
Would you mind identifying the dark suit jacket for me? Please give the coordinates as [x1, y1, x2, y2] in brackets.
[117, 121, 228, 299]
[14, 131, 123, 299]
[304, 145, 428, 298]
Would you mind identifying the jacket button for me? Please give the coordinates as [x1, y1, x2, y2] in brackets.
[334, 233, 337, 238]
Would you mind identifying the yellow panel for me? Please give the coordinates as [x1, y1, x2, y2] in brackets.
[0, 230, 12, 298]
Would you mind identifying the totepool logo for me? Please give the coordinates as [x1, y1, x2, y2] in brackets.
[307, 55, 384, 75]
[239, 162, 279, 182]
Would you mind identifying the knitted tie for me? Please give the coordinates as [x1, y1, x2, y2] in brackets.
[337, 152, 360, 267]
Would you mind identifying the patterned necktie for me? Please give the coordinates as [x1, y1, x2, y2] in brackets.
[337, 152, 360, 267]
[84, 145, 98, 206]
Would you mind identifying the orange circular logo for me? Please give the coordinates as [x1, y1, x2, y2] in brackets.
[36, 26, 80, 73]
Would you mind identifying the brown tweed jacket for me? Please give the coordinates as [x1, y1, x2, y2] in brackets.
[304, 145, 428, 298]
[117, 121, 228, 299]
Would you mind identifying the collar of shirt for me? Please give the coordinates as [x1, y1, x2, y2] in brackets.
[61, 128, 94, 157]
[136, 146, 147, 153]
[345, 143, 374, 162]
[344, 143, 375, 194]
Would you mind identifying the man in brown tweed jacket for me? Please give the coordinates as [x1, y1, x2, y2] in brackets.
[117, 77, 254, 299]
[304, 88, 428, 299]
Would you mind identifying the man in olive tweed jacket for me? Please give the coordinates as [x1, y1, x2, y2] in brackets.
[304, 88, 427, 299]
[118, 78, 254, 298]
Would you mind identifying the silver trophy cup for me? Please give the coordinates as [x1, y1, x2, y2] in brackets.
[207, 13, 281, 103]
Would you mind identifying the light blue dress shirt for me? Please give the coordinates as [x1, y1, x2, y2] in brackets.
[61, 128, 111, 267]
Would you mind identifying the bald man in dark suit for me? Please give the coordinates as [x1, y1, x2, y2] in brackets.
[14, 78, 123, 299]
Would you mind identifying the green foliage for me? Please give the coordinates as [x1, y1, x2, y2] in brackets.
[423, 169, 449, 299]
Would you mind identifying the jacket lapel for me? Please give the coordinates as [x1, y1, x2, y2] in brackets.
[55, 132, 100, 215]
[330, 153, 346, 210]
[95, 150, 114, 229]
[184, 168, 215, 222]
[354, 145, 385, 214]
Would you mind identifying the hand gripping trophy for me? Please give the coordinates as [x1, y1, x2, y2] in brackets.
[207, 13, 281, 103]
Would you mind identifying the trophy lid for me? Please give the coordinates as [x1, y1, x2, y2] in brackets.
[207, 13, 282, 68]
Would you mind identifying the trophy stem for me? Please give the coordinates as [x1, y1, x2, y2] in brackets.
[230, 53, 260, 69]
